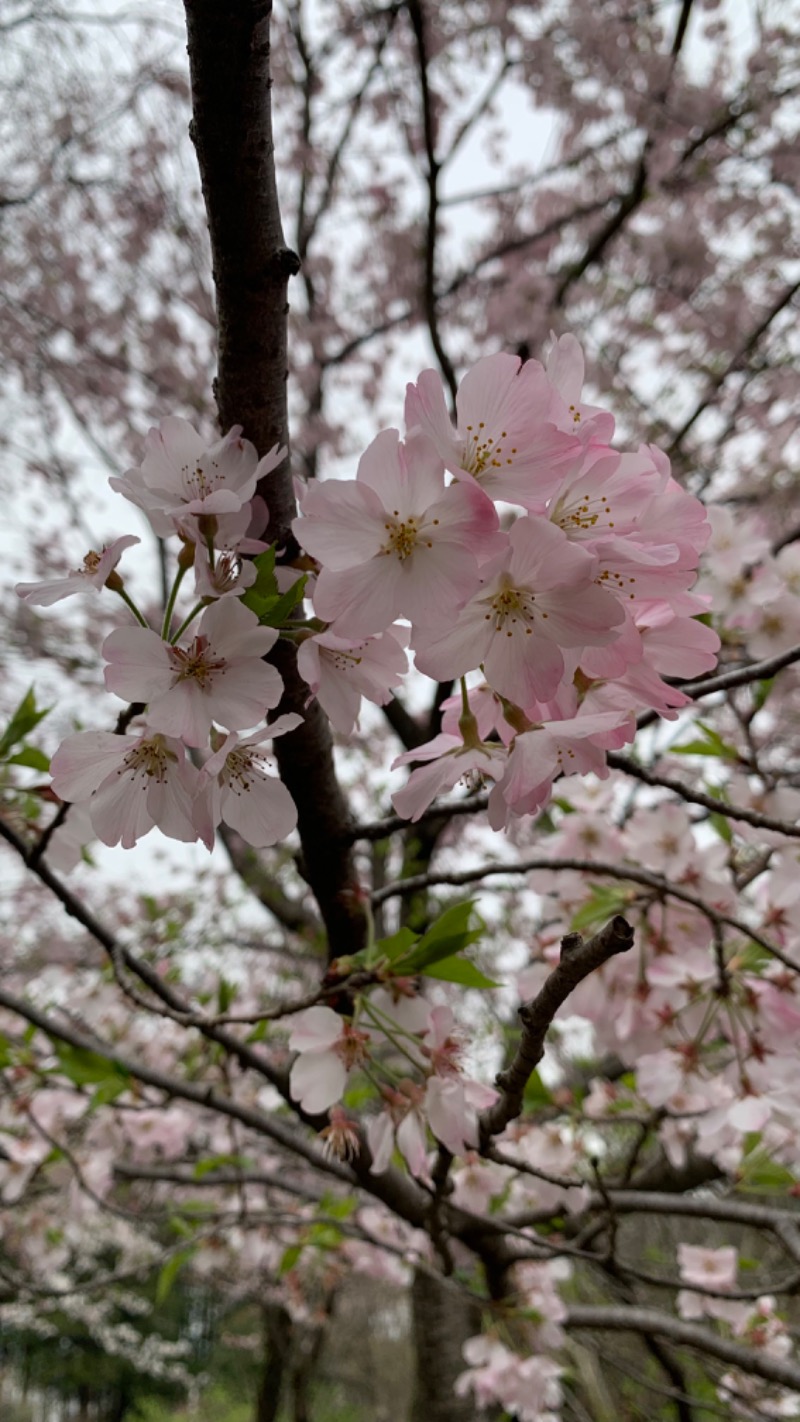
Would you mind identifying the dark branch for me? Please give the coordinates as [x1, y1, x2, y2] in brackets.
[480, 917, 634, 1141]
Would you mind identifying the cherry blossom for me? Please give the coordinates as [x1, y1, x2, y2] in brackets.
[455, 1335, 564, 1422]
[678, 1243, 738, 1292]
[194, 714, 302, 849]
[288, 1007, 370, 1114]
[391, 732, 508, 822]
[103, 598, 283, 747]
[110, 417, 285, 535]
[404, 351, 579, 507]
[15, 536, 141, 607]
[49, 728, 202, 849]
[489, 709, 633, 826]
[424, 1075, 497, 1157]
[294, 429, 500, 638]
[297, 626, 408, 734]
[367, 1083, 429, 1178]
[414, 516, 624, 708]
[545, 332, 615, 445]
[319, 1106, 360, 1162]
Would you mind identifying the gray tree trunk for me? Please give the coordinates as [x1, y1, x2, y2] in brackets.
[410, 1269, 483, 1422]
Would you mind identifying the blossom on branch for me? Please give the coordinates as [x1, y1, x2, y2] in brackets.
[103, 599, 283, 748]
[194, 714, 302, 849]
[15, 536, 140, 607]
[288, 1006, 371, 1114]
[110, 416, 285, 537]
[50, 728, 201, 849]
[414, 517, 625, 708]
[404, 351, 579, 507]
[294, 429, 499, 639]
[297, 625, 409, 734]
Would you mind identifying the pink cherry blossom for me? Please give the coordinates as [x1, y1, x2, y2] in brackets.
[678, 1243, 738, 1292]
[489, 710, 632, 826]
[103, 598, 282, 748]
[293, 429, 499, 639]
[391, 732, 508, 822]
[414, 516, 624, 709]
[194, 714, 302, 849]
[288, 1007, 370, 1114]
[50, 728, 202, 849]
[425, 1075, 497, 1157]
[42, 804, 95, 873]
[367, 1083, 429, 1178]
[319, 1106, 360, 1162]
[404, 352, 579, 507]
[439, 683, 516, 745]
[110, 416, 285, 535]
[456, 1335, 564, 1422]
[547, 444, 663, 539]
[545, 332, 614, 445]
[192, 546, 260, 600]
[15, 535, 140, 607]
[297, 626, 408, 734]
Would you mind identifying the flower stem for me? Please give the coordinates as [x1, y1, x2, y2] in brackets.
[161, 564, 188, 640]
[114, 587, 149, 628]
[170, 601, 206, 644]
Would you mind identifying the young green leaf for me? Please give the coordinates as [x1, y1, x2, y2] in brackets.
[420, 955, 500, 989]
[0, 688, 51, 761]
[395, 901, 484, 973]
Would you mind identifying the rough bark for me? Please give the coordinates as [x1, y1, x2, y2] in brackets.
[182, 0, 366, 959]
[409, 1270, 482, 1422]
[256, 1302, 292, 1422]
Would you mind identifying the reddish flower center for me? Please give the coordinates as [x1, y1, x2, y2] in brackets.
[168, 635, 226, 688]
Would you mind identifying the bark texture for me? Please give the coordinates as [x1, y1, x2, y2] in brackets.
[182, 0, 366, 959]
[410, 1270, 483, 1422]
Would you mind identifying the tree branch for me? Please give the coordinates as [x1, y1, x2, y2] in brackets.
[565, 1304, 800, 1391]
[480, 917, 634, 1142]
[182, 0, 366, 958]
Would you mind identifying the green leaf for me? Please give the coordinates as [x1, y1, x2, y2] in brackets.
[523, 1069, 553, 1108]
[256, 574, 308, 628]
[571, 884, 632, 933]
[7, 746, 50, 771]
[737, 1137, 797, 1193]
[672, 720, 738, 762]
[376, 927, 419, 963]
[156, 1247, 195, 1304]
[320, 1192, 357, 1221]
[217, 978, 236, 1015]
[308, 1223, 342, 1251]
[278, 1243, 303, 1277]
[90, 1077, 130, 1109]
[240, 548, 278, 614]
[752, 678, 774, 712]
[709, 811, 733, 844]
[240, 543, 308, 626]
[0, 688, 51, 760]
[420, 955, 500, 989]
[396, 901, 484, 973]
[193, 1154, 251, 1179]
[53, 1044, 129, 1089]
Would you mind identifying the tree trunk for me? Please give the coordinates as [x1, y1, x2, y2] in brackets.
[255, 1302, 292, 1422]
[410, 1269, 483, 1422]
[182, 0, 367, 961]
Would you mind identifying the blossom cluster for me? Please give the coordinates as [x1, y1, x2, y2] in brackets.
[16, 335, 717, 853]
[287, 998, 497, 1175]
[18, 423, 299, 851]
[293, 336, 718, 826]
